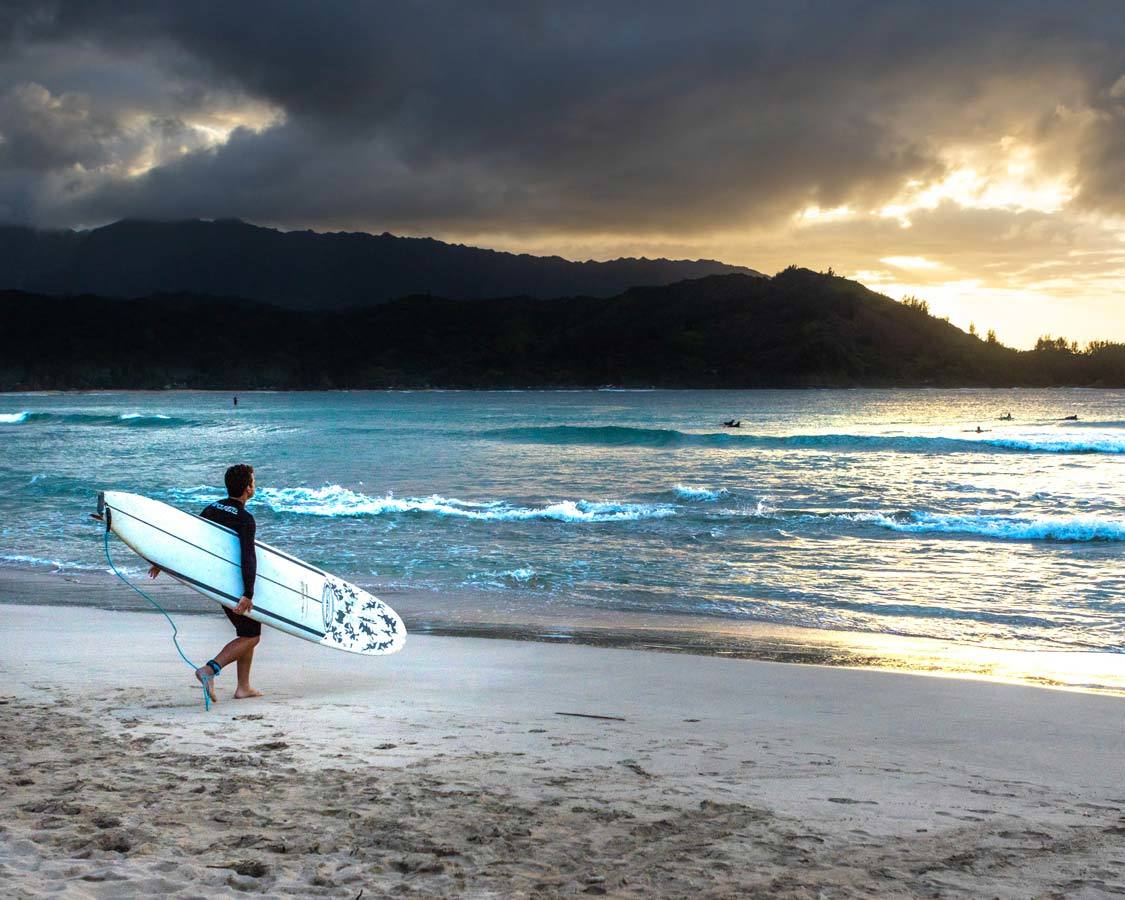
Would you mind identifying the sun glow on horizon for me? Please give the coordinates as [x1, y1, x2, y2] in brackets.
[278, 127, 1122, 351]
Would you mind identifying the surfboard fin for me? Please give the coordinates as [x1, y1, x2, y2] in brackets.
[94, 492, 110, 529]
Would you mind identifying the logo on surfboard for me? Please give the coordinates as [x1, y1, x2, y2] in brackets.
[321, 580, 342, 630]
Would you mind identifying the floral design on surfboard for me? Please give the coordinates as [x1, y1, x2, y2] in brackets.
[320, 577, 402, 654]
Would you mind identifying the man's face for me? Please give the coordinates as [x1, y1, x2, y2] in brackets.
[247, 473, 256, 500]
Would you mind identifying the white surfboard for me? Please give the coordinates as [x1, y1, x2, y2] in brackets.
[99, 491, 405, 656]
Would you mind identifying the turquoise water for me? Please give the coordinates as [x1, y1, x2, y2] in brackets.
[1, 389, 1122, 653]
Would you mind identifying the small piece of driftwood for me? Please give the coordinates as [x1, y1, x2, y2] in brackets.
[554, 711, 626, 721]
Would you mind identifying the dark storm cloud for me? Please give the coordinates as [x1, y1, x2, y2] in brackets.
[1071, 76, 1125, 213]
[1, 1, 1124, 232]
[0, 81, 115, 171]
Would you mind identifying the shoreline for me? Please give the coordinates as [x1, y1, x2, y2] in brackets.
[4, 564, 1123, 697]
[2, 602, 1123, 897]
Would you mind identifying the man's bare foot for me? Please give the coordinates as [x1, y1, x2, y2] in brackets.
[234, 687, 263, 699]
[195, 667, 217, 703]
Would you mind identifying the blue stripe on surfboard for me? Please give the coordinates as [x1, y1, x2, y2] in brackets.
[156, 561, 325, 639]
[192, 511, 328, 577]
[108, 503, 322, 606]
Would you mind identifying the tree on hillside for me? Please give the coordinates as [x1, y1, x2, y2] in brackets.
[1035, 335, 1079, 353]
[902, 295, 930, 315]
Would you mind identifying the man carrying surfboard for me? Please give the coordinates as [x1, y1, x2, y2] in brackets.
[149, 463, 262, 703]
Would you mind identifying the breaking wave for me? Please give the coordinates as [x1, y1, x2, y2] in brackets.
[838, 510, 1125, 542]
[0, 411, 193, 427]
[171, 483, 1123, 541]
[673, 484, 730, 502]
[257, 484, 676, 523]
[483, 425, 1125, 454]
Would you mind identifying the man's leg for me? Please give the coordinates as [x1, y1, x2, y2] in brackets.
[194, 635, 260, 702]
[233, 640, 262, 699]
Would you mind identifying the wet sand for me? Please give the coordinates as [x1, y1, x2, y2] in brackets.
[2, 603, 1124, 898]
[4, 566, 1124, 695]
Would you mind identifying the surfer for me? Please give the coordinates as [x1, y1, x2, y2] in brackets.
[722, 419, 741, 428]
[148, 463, 261, 702]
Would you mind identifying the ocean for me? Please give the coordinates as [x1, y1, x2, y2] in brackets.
[1, 389, 1122, 685]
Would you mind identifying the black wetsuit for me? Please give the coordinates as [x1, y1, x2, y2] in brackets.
[201, 497, 260, 638]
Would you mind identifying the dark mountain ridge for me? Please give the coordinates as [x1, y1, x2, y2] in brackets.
[2, 269, 1120, 389]
[0, 218, 760, 307]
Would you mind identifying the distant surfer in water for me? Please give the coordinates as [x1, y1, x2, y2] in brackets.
[148, 463, 261, 703]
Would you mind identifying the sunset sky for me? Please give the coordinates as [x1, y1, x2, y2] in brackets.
[2, 1, 1124, 347]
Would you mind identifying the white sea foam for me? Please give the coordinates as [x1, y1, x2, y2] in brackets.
[503, 567, 536, 581]
[258, 484, 676, 523]
[674, 484, 729, 502]
[982, 435, 1125, 454]
[843, 510, 1125, 542]
[119, 412, 172, 421]
[0, 553, 98, 571]
[468, 567, 542, 588]
[0, 411, 29, 424]
[752, 498, 777, 517]
[714, 498, 778, 519]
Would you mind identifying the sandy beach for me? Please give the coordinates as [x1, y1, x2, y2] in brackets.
[1, 603, 1123, 897]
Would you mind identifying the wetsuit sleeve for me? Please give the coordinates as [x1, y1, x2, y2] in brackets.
[238, 515, 257, 599]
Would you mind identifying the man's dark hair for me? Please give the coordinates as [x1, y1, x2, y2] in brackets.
[225, 464, 254, 498]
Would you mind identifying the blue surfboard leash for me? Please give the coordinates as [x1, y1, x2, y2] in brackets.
[102, 528, 214, 711]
